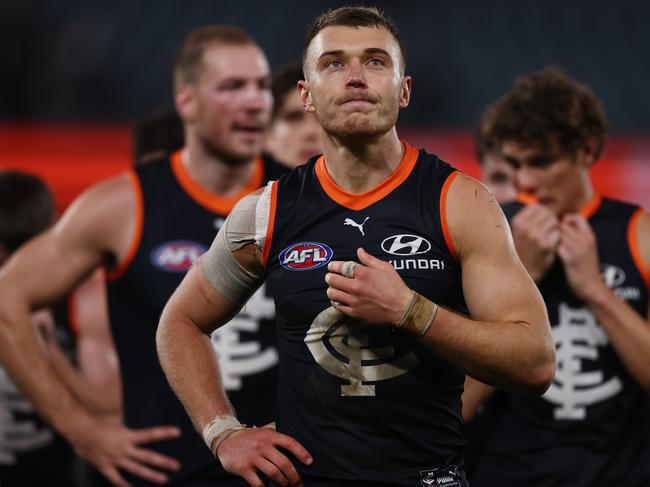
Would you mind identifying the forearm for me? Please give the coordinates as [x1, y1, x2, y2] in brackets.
[47, 342, 121, 416]
[0, 299, 94, 439]
[585, 287, 650, 390]
[157, 315, 234, 433]
[412, 305, 554, 394]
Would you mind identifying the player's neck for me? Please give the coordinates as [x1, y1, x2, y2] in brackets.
[562, 173, 596, 216]
[181, 143, 257, 197]
[321, 129, 403, 194]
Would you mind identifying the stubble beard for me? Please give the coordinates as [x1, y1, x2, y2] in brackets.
[316, 95, 399, 139]
[199, 133, 258, 167]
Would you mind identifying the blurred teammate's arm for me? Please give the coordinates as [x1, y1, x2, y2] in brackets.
[462, 377, 496, 422]
[158, 189, 312, 487]
[0, 176, 180, 486]
[557, 211, 650, 390]
[45, 268, 122, 416]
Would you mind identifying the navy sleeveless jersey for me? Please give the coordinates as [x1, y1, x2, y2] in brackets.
[265, 143, 469, 486]
[475, 197, 650, 487]
[106, 151, 286, 486]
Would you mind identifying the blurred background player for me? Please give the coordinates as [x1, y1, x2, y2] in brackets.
[0, 170, 83, 486]
[264, 61, 322, 168]
[0, 24, 286, 486]
[467, 67, 650, 486]
[474, 128, 516, 204]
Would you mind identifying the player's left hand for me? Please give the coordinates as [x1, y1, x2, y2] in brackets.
[326, 248, 412, 326]
[557, 214, 606, 301]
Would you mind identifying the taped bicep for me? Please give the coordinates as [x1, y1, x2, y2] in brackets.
[199, 184, 272, 306]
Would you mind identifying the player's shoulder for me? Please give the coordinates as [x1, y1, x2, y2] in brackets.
[56, 170, 140, 238]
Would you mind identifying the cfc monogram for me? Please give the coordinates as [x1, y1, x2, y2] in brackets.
[210, 285, 278, 390]
[304, 307, 419, 396]
[543, 303, 622, 419]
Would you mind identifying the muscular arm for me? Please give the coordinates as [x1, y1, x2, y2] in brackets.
[157, 189, 312, 487]
[0, 175, 131, 436]
[421, 176, 555, 393]
[327, 176, 555, 394]
[562, 210, 650, 390]
[0, 175, 180, 485]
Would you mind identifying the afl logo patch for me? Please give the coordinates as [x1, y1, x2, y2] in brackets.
[279, 242, 333, 271]
[381, 234, 431, 256]
[151, 241, 207, 272]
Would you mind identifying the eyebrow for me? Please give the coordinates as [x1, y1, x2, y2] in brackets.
[318, 47, 392, 60]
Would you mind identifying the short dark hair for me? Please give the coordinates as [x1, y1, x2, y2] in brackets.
[0, 170, 55, 253]
[174, 25, 258, 87]
[303, 6, 406, 73]
[132, 110, 184, 163]
[271, 61, 304, 121]
[479, 66, 609, 160]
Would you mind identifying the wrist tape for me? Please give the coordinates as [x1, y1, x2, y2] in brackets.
[396, 290, 439, 337]
[202, 414, 247, 456]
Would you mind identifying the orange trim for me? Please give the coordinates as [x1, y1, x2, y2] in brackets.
[107, 170, 143, 282]
[170, 150, 264, 214]
[66, 294, 79, 337]
[314, 142, 419, 211]
[580, 193, 602, 219]
[262, 181, 278, 267]
[628, 208, 650, 289]
[440, 171, 460, 261]
[516, 193, 538, 206]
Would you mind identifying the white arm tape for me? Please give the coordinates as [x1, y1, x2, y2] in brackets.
[201, 189, 271, 305]
[202, 414, 246, 455]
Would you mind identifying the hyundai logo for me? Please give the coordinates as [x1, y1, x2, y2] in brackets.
[381, 234, 431, 256]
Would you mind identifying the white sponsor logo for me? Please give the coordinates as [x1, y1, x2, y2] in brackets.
[601, 263, 641, 301]
[543, 303, 623, 420]
[390, 258, 444, 271]
[382, 234, 432, 256]
[210, 285, 278, 390]
[304, 307, 419, 396]
[344, 217, 369, 236]
[601, 264, 626, 288]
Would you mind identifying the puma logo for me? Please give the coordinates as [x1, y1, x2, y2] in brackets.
[344, 217, 369, 236]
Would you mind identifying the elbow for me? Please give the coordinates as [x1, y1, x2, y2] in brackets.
[524, 341, 556, 396]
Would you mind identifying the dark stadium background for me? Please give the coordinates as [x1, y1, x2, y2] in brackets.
[1, 0, 648, 211]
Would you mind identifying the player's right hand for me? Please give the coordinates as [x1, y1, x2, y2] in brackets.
[217, 427, 313, 487]
[70, 417, 181, 487]
[511, 204, 561, 282]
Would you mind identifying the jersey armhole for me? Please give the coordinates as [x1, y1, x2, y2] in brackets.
[440, 171, 460, 261]
[627, 208, 650, 289]
[257, 180, 278, 267]
[106, 170, 144, 282]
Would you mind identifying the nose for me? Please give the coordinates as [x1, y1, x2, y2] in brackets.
[346, 59, 367, 89]
[516, 165, 538, 195]
[244, 84, 272, 113]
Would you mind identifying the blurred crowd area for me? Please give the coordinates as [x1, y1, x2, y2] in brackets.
[1, 0, 649, 210]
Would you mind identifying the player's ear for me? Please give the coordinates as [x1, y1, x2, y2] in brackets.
[175, 83, 197, 122]
[580, 138, 597, 167]
[299, 80, 316, 113]
[399, 76, 412, 109]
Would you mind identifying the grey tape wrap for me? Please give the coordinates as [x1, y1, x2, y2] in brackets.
[200, 192, 266, 305]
